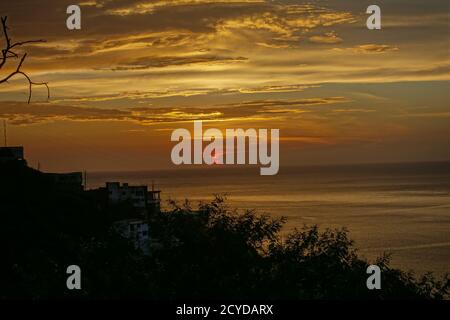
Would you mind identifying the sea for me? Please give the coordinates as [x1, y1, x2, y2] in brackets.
[87, 162, 450, 277]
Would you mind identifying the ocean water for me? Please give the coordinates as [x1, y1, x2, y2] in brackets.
[87, 162, 450, 276]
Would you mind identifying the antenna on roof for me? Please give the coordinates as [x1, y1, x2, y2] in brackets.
[3, 119, 6, 147]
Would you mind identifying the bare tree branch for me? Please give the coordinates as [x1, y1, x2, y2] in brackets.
[0, 16, 49, 103]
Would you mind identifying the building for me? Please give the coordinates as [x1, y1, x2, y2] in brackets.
[106, 182, 161, 216]
[106, 182, 147, 209]
[0, 146, 25, 163]
[104, 182, 162, 255]
[114, 219, 150, 254]
[148, 182, 161, 216]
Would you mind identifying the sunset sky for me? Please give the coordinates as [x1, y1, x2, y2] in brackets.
[0, 0, 448, 172]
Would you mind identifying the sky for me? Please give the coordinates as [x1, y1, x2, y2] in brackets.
[0, 0, 449, 172]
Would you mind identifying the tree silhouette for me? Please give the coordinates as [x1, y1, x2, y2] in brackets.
[0, 16, 49, 103]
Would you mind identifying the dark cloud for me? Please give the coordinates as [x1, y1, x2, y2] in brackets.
[0, 1, 356, 52]
[336, 64, 450, 80]
[238, 84, 318, 93]
[100, 55, 248, 70]
[309, 32, 343, 44]
[215, 97, 348, 108]
[0, 96, 348, 125]
[52, 85, 318, 102]
[332, 44, 399, 54]
[0, 101, 131, 125]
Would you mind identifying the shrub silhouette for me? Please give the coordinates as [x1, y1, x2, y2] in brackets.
[150, 196, 449, 299]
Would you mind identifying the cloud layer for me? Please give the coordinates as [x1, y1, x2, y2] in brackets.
[0, 0, 449, 170]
